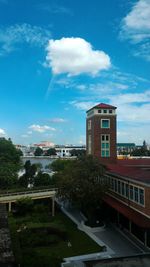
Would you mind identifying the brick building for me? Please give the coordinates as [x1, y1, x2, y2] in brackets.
[86, 103, 150, 248]
[86, 103, 117, 164]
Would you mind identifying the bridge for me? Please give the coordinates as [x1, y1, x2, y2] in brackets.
[0, 188, 57, 216]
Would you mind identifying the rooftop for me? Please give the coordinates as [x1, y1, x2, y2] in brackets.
[107, 158, 150, 184]
[85, 253, 150, 267]
[87, 103, 117, 112]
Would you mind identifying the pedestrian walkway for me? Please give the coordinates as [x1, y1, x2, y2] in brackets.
[56, 199, 148, 266]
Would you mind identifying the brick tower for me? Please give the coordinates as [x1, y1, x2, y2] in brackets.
[86, 103, 117, 164]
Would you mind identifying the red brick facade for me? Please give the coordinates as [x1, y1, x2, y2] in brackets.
[86, 105, 117, 164]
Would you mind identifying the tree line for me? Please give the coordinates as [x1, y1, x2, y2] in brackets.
[0, 137, 108, 224]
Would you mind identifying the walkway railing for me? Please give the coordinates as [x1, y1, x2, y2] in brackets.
[0, 187, 57, 215]
[0, 188, 57, 198]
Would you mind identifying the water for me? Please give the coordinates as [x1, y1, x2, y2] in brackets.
[21, 157, 56, 170]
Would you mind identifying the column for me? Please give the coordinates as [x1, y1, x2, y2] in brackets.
[52, 197, 55, 217]
[129, 220, 132, 233]
[8, 202, 11, 212]
[144, 230, 147, 247]
[117, 211, 120, 225]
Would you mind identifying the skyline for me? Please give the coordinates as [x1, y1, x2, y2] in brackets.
[0, 0, 150, 145]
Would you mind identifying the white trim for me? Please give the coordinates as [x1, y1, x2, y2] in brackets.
[107, 171, 150, 188]
[106, 192, 150, 220]
[101, 119, 110, 129]
[107, 176, 145, 207]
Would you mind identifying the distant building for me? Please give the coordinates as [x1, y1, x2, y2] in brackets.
[55, 145, 86, 158]
[117, 143, 136, 155]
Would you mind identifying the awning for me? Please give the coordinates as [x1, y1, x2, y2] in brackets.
[104, 194, 150, 228]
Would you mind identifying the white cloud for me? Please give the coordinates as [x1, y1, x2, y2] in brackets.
[29, 124, 56, 133]
[117, 125, 150, 144]
[108, 90, 150, 122]
[0, 128, 6, 136]
[37, 3, 72, 15]
[46, 37, 111, 76]
[21, 134, 29, 138]
[120, 0, 150, 60]
[27, 131, 32, 135]
[110, 90, 150, 105]
[70, 101, 98, 111]
[121, 0, 150, 42]
[0, 23, 51, 55]
[49, 118, 66, 123]
[70, 89, 150, 124]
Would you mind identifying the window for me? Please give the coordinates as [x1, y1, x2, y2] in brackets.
[98, 109, 101, 113]
[88, 134, 91, 154]
[109, 109, 112, 114]
[108, 177, 145, 207]
[101, 119, 110, 128]
[130, 185, 133, 200]
[121, 182, 125, 196]
[134, 187, 138, 202]
[125, 184, 129, 198]
[88, 120, 91, 130]
[101, 134, 110, 157]
[114, 179, 117, 192]
[139, 188, 144, 205]
[87, 110, 94, 117]
[103, 109, 107, 113]
[118, 180, 121, 194]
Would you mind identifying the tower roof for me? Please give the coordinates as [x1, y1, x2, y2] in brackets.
[87, 103, 117, 112]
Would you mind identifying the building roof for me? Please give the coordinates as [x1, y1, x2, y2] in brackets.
[117, 143, 136, 147]
[85, 253, 150, 267]
[107, 159, 150, 184]
[87, 103, 117, 112]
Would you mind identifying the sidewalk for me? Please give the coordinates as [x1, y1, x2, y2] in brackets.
[56, 199, 147, 263]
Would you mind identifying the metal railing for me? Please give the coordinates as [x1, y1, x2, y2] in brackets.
[0, 188, 57, 198]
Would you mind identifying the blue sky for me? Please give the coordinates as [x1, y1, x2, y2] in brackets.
[0, 0, 150, 146]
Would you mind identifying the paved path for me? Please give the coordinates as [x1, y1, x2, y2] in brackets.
[57, 199, 149, 264]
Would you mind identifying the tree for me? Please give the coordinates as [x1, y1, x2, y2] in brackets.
[34, 147, 43, 156]
[0, 138, 22, 189]
[55, 155, 107, 222]
[15, 197, 34, 215]
[18, 160, 37, 187]
[33, 171, 54, 187]
[70, 149, 86, 158]
[51, 159, 72, 172]
[45, 148, 57, 156]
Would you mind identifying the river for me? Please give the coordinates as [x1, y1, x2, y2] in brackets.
[21, 156, 56, 170]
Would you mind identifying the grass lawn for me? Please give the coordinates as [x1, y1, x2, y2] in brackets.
[8, 204, 102, 267]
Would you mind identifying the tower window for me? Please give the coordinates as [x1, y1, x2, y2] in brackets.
[109, 110, 112, 114]
[88, 134, 92, 154]
[101, 134, 110, 157]
[88, 120, 91, 130]
[103, 109, 107, 114]
[101, 119, 110, 128]
[98, 109, 101, 113]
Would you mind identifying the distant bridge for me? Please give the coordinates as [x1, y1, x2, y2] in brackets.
[0, 188, 57, 216]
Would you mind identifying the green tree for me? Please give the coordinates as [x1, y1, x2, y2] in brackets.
[33, 171, 54, 187]
[45, 148, 57, 156]
[34, 147, 43, 156]
[51, 159, 72, 172]
[34, 163, 43, 171]
[70, 149, 86, 158]
[55, 155, 107, 222]
[15, 197, 34, 215]
[0, 138, 22, 189]
[19, 161, 37, 187]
